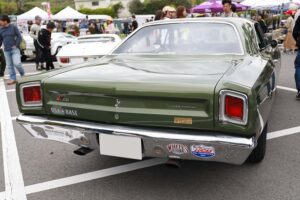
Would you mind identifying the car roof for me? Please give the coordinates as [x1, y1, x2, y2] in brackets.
[143, 17, 253, 27]
[78, 34, 119, 39]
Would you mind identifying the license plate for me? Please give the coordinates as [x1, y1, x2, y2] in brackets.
[99, 134, 142, 160]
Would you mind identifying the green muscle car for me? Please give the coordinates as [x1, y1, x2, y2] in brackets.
[16, 18, 281, 165]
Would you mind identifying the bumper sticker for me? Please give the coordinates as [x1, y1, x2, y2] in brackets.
[167, 144, 189, 155]
[191, 145, 215, 158]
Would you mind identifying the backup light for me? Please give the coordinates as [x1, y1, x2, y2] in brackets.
[21, 83, 42, 107]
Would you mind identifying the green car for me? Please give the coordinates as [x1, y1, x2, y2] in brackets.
[17, 18, 281, 165]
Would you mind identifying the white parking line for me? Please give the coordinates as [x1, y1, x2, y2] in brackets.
[0, 158, 166, 197]
[267, 126, 300, 140]
[11, 116, 17, 121]
[4, 72, 41, 79]
[0, 79, 27, 199]
[6, 89, 15, 93]
[277, 85, 297, 92]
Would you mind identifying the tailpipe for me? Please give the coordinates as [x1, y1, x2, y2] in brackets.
[165, 159, 182, 168]
[74, 146, 94, 156]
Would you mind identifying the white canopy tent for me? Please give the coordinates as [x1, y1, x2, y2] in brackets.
[53, 6, 86, 20]
[242, 0, 300, 9]
[88, 15, 110, 20]
[17, 7, 50, 21]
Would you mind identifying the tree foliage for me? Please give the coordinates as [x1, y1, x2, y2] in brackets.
[0, 1, 18, 15]
[128, 0, 145, 15]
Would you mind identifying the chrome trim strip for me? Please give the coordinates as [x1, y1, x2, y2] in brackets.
[17, 115, 255, 148]
[219, 90, 249, 126]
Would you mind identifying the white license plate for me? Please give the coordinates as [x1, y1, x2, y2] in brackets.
[99, 134, 142, 160]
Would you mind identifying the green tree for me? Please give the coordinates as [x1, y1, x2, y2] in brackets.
[0, 1, 18, 15]
[111, 2, 124, 17]
[128, 0, 145, 14]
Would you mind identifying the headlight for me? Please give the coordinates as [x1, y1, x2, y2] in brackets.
[20, 82, 42, 107]
[219, 90, 248, 125]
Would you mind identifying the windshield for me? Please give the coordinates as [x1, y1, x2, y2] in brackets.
[114, 22, 243, 55]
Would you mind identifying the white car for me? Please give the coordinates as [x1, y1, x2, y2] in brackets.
[21, 32, 77, 61]
[56, 34, 122, 67]
[22, 34, 35, 61]
[51, 32, 77, 58]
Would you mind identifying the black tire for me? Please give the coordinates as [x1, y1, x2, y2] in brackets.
[248, 123, 267, 163]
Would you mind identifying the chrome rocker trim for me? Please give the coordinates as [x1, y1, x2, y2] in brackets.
[17, 114, 257, 165]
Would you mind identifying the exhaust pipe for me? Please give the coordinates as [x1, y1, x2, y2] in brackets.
[74, 146, 94, 156]
[165, 159, 182, 168]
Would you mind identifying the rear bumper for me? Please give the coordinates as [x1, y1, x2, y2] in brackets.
[17, 114, 257, 165]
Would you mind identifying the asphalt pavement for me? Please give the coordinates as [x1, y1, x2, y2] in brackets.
[0, 54, 300, 200]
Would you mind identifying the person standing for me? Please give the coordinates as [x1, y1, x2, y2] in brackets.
[0, 15, 25, 85]
[38, 22, 55, 71]
[221, 0, 238, 17]
[30, 15, 44, 70]
[292, 15, 300, 99]
[176, 6, 187, 18]
[256, 14, 268, 33]
[131, 15, 138, 32]
[284, 10, 296, 53]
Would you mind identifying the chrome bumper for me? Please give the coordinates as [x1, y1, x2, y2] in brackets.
[17, 115, 257, 165]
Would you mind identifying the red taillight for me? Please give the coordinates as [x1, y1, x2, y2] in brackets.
[23, 86, 42, 105]
[225, 95, 244, 120]
[60, 57, 70, 63]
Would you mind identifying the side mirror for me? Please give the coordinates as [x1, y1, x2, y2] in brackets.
[270, 40, 278, 48]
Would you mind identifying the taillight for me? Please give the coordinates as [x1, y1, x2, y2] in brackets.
[21, 83, 42, 106]
[225, 96, 244, 120]
[219, 90, 248, 125]
[60, 57, 70, 63]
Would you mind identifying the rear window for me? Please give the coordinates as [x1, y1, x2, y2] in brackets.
[114, 22, 243, 55]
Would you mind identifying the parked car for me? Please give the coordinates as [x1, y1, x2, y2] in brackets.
[21, 32, 76, 61]
[21, 34, 35, 61]
[51, 32, 77, 59]
[57, 34, 121, 67]
[16, 18, 281, 165]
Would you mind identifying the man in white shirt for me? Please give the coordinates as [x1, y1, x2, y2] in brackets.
[221, 0, 238, 17]
[30, 15, 44, 70]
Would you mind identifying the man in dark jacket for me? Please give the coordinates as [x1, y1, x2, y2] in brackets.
[38, 22, 55, 71]
[292, 16, 300, 99]
[0, 15, 25, 84]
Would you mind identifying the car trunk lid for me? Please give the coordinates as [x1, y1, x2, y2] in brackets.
[43, 55, 235, 130]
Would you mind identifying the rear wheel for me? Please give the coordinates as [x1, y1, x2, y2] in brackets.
[248, 123, 267, 163]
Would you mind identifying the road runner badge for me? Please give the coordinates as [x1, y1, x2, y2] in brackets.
[191, 145, 215, 158]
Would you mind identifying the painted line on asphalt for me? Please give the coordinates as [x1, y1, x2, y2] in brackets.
[6, 89, 15, 93]
[4, 72, 41, 79]
[0, 158, 167, 197]
[277, 85, 297, 92]
[0, 79, 27, 199]
[267, 126, 300, 140]
[11, 116, 17, 121]
[0, 125, 298, 197]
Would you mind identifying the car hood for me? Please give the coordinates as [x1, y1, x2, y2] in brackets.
[43, 55, 240, 130]
[57, 42, 118, 57]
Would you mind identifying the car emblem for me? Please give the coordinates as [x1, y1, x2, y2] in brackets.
[115, 99, 121, 108]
